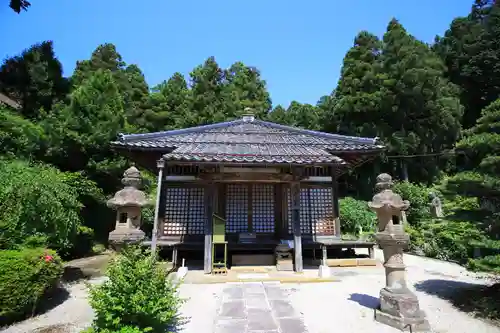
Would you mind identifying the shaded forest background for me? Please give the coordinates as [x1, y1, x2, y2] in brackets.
[0, 0, 499, 274]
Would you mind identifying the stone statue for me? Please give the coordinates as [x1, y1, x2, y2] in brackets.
[368, 173, 430, 332]
[107, 166, 152, 247]
[429, 192, 444, 218]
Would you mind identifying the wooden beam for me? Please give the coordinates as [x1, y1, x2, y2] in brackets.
[290, 180, 303, 273]
[151, 159, 165, 256]
[204, 182, 215, 274]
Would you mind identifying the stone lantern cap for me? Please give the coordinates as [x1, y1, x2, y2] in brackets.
[107, 166, 152, 209]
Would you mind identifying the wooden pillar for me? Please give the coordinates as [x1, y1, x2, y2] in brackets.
[291, 180, 303, 273]
[274, 183, 284, 238]
[331, 167, 341, 238]
[204, 182, 215, 274]
[151, 159, 165, 256]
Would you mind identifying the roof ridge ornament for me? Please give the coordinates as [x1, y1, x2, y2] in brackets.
[242, 107, 255, 122]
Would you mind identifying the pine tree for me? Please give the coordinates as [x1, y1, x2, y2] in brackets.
[447, 99, 500, 203]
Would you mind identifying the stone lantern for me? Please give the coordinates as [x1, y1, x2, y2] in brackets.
[107, 166, 151, 246]
[368, 173, 430, 332]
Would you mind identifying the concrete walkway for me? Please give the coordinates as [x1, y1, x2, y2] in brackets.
[214, 282, 305, 333]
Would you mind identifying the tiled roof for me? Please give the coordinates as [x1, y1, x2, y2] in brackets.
[112, 116, 385, 164]
[0, 93, 21, 110]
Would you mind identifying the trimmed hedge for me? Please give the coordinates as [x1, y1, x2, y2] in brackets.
[0, 248, 63, 324]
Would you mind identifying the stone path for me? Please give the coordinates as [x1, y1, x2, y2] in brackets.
[214, 282, 307, 333]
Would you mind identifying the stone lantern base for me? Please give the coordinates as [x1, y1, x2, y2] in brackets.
[108, 228, 145, 251]
[375, 287, 430, 332]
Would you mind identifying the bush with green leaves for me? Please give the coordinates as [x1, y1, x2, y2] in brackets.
[339, 197, 376, 235]
[392, 181, 433, 225]
[81, 326, 146, 333]
[407, 220, 486, 263]
[467, 255, 500, 274]
[0, 160, 105, 255]
[0, 247, 63, 324]
[87, 245, 182, 333]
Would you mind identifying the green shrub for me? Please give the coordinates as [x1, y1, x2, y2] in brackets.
[392, 181, 432, 225]
[0, 160, 83, 252]
[339, 197, 376, 235]
[0, 248, 63, 323]
[81, 326, 147, 333]
[87, 245, 183, 333]
[407, 220, 486, 263]
[467, 255, 500, 274]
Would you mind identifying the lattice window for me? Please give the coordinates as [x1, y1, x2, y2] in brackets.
[286, 186, 335, 235]
[309, 188, 335, 235]
[226, 184, 249, 233]
[163, 186, 205, 235]
[187, 187, 205, 234]
[252, 184, 275, 233]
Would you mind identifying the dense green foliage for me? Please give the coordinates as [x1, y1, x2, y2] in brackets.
[339, 197, 376, 235]
[87, 246, 182, 333]
[0, 160, 82, 252]
[0, 248, 63, 324]
[392, 181, 433, 226]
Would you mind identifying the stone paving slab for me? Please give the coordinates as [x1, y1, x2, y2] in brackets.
[214, 282, 307, 333]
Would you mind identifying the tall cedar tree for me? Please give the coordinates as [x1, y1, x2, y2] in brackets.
[332, 31, 383, 138]
[267, 105, 291, 125]
[188, 57, 227, 126]
[434, 0, 500, 129]
[223, 62, 272, 120]
[146, 73, 191, 131]
[285, 101, 322, 130]
[379, 19, 463, 182]
[320, 31, 384, 198]
[72, 43, 149, 129]
[44, 69, 126, 192]
[0, 41, 69, 120]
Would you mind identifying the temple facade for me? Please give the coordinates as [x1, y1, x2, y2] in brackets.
[111, 113, 385, 273]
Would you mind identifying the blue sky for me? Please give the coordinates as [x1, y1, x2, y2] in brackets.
[1, 0, 473, 108]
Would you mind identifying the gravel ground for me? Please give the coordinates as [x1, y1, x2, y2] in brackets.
[1, 250, 498, 333]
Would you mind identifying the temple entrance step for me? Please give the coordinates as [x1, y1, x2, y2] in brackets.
[230, 265, 273, 273]
[231, 254, 274, 266]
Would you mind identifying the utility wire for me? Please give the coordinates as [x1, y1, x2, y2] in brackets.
[383, 150, 466, 159]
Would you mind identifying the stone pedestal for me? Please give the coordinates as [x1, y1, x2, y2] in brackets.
[375, 288, 431, 331]
[318, 265, 331, 278]
[369, 174, 430, 332]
